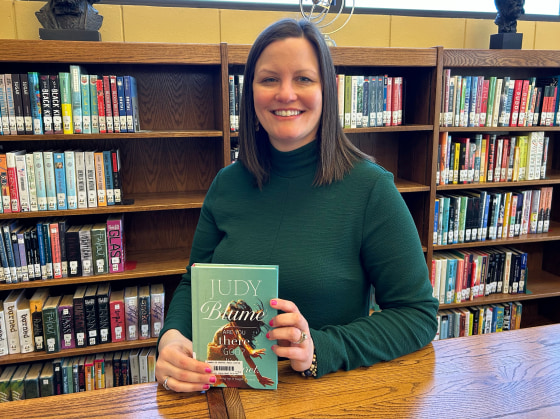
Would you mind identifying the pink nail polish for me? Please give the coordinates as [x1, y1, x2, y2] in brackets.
[271, 299, 277, 306]
[209, 376, 216, 383]
[205, 367, 212, 373]
[269, 319, 274, 327]
[203, 384, 210, 390]
[266, 332, 270, 339]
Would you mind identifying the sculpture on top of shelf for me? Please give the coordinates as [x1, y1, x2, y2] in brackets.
[299, 0, 355, 47]
[494, 0, 525, 33]
[36, 0, 103, 41]
[490, 0, 524, 49]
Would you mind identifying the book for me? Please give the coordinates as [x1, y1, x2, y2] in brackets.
[150, 283, 165, 338]
[39, 362, 54, 397]
[64, 150, 78, 209]
[16, 295, 34, 353]
[6, 150, 25, 212]
[74, 150, 87, 209]
[3, 289, 25, 354]
[84, 355, 95, 391]
[42, 295, 62, 353]
[116, 76, 127, 133]
[139, 347, 151, 383]
[0, 153, 11, 213]
[102, 150, 114, 205]
[109, 289, 125, 342]
[84, 284, 99, 346]
[96, 78, 106, 133]
[58, 294, 75, 350]
[97, 282, 112, 344]
[65, 224, 82, 277]
[49, 220, 62, 279]
[191, 263, 279, 389]
[0, 304, 9, 356]
[91, 222, 108, 275]
[0, 75, 10, 134]
[23, 362, 43, 399]
[25, 153, 38, 212]
[59, 72, 73, 134]
[84, 150, 98, 208]
[39, 74, 54, 134]
[94, 151, 107, 206]
[111, 149, 122, 204]
[124, 286, 138, 341]
[0, 365, 16, 402]
[69, 65, 84, 134]
[19, 73, 33, 134]
[73, 285, 88, 348]
[129, 348, 140, 385]
[30, 287, 50, 351]
[80, 73, 91, 134]
[95, 353, 106, 389]
[107, 214, 125, 273]
[42, 150, 57, 210]
[102, 75, 114, 133]
[89, 74, 99, 134]
[78, 224, 94, 276]
[138, 285, 151, 339]
[104, 352, 114, 388]
[11, 365, 31, 401]
[110, 75, 121, 132]
[53, 151, 67, 210]
[49, 74, 63, 134]
[4, 74, 18, 135]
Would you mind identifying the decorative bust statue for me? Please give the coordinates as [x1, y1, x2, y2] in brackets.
[36, 0, 103, 31]
[494, 0, 525, 33]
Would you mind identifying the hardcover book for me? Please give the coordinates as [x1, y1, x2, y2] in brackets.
[0, 304, 9, 356]
[96, 282, 111, 344]
[59, 72, 73, 134]
[20, 73, 33, 134]
[124, 286, 138, 341]
[49, 74, 63, 134]
[91, 222, 108, 275]
[138, 285, 151, 339]
[42, 295, 62, 353]
[39, 74, 53, 134]
[107, 214, 125, 273]
[109, 288, 125, 342]
[24, 362, 43, 399]
[73, 285, 88, 348]
[84, 284, 99, 346]
[191, 263, 279, 389]
[65, 224, 82, 277]
[39, 362, 54, 397]
[3, 289, 25, 354]
[64, 150, 78, 209]
[78, 224, 94, 276]
[12, 365, 31, 401]
[150, 283, 165, 338]
[58, 294, 75, 350]
[30, 287, 49, 351]
[16, 295, 34, 353]
[0, 365, 16, 402]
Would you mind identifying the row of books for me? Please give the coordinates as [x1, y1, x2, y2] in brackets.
[432, 246, 527, 306]
[338, 74, 404, 128]
[0, 282, 165, 356]
[228, 73, 405, 132]
[437, 132, 549, 186]
[0, 347, 156, 402]
[0, 216, 125, 284]
[439, 71, 560, 128]
[434, 187, 553, 247]
[0, 149, 122, 214]
[0, 70, 140, 136]
[435, 301, 523, 341]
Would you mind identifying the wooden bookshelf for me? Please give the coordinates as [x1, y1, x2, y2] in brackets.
[1, 39, 560, 385]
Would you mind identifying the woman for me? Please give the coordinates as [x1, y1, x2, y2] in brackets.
[156, 18, 438, 392]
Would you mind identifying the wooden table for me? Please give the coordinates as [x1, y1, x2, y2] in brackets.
[4, 324, 560, 418]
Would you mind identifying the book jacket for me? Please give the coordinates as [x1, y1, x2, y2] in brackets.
[191, 263, 278, 390]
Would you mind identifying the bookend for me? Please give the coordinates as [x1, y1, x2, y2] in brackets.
[489, 33, 523, 49]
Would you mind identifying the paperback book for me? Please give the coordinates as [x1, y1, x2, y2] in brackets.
[191, 263, 278, 390]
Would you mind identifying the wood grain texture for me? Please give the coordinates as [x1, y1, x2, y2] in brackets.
[231, 324, 560, 419]
[443, 49, 560, 68]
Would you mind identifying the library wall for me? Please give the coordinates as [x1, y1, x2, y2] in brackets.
[1, 0, 560, 49]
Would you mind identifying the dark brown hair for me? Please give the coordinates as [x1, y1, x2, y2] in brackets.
[238, 18, 372, 189]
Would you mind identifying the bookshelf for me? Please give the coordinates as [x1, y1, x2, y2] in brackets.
[0, 39, 227, 368]
[433, 48, 560, 328]
[0, 40, 559, 376]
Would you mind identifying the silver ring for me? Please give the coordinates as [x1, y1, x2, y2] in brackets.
[163, 376, 171, 391]
[294, 330, 308, 344]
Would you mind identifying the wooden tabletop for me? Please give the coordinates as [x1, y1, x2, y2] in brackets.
[5, 324, 560, 418]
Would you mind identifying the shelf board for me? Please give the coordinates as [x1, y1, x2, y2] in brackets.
[436, 170, 560, 191]
[231, 125, 434, 137]
[440, 126, 560, 133]
[443, 49, 560, 68]
[0, 339, 157, 366]
[433, 222, 560, 250]
[0, 191, 207, 219]
[0, 247, 189, 291]
[395, 178, 430, 193]
[0, 130, 223, 142]
[440, 269, 560, 310]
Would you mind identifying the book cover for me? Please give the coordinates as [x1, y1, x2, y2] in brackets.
[102, 75, 114, 133]
[20, 73, 33, 134]
[89, 74, 99, 134]
[42, 295, 62, 353]
[107, 214, 125, 273]
[53, 151, 67, 210]
[91, 222, 108, 275]
[150, 283, 165, 338]
[58, 294, 75, 350]
[84, 284, 99, 346]
[58, 72, 73, 134]
[25, 153, 38, 212]
[84, 150, 98, 208]
[191, 263, 279, 389]
[109, 289, 125, 342]
[49, 74, 63, 134]
[111, 149, 122, 204]
[3, 289, 25, 354]
[78, 224, 94, 276]
[116, 76, 127, 133]
[69, 65, 83, 134]
[93, 151, 107, 206]
[30, 287, 49, 351]
[138, 284, 151, 339]
[73, 285, 88, 348]
[80, 73, 91, 134]
[97, 282, 111, 344]
[102, 150, 114, 205]
[42, 150, 57, 210]
[124, 286, 138, 341]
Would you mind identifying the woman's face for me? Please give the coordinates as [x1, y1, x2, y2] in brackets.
[253, 37, 322, 152]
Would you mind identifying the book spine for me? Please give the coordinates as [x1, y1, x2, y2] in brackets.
[11, 73, 25, 134]
[98, 293, 111, 344]
[30, 71, 45, 134]
[16, 231, 29, 281]
[84, 295, 99, 346]
[125, 293, 138, 341]
[107, 216, 125, 273]
[49, 222, 62, 279]
[89, 74, 99, 134]
[6, 151, 21, 212]
[84, 151, 98, 208]
[150, 286, 165, 338]
[96, 78, 106, 133]
[130, 76, 141, 132]
[15, 153, 31, 212]
[59, 219, 68, 278]
[31, 304, 45, 351]
[70, 65, 82, 134]
[116, 76, 127, 133]
[111, 149, 122, 204]
[39, 74, 53, 134]
[59, 72, 73, 134]
[110, 75, 121, 132]
[103, 75, 114, 133]
[64, 150, 78, 209]
[43, 307, 60, 353]
[0, 153, 11, 213]
[0, 74, 10, 134]
[78, 226, 93, 277]
[65, 228, 81, 277]
[25, 153, 38, 212]
[91, 225, 108, 275]
[4, 73, 18, 134]
[49, 74, 63, 134]
[59, 304, 75, 349]
[20, 73, 33, 134]
[73, 295, 87, 347]
[102, 150, 114, 205]
[53, 151, 68, 210]
[110, 298, 125, 342]
[94, 151, 107, 206]
[80, 74, 91, 134]
[16, 305, 34, 353]
[139, 294, 150, 340]
[75, 150, 87, 209]
[42, 150, 58, 210]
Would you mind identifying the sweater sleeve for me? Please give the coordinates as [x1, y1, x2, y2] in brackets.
[311, 170, 439, 377]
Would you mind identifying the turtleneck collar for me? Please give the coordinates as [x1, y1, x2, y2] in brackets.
[269, 140, 319, 178]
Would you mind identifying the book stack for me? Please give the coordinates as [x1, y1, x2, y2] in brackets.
[434, 187, 553, 246]
[431, 246, 528, 305]
[0, 71, 140, 136]
[439, 72, 560, 128]
[0, 348, 156, 401]
[0, 283, 164, 357]
[0, 215, 127, 284]
[435, 301, 523, 340]
[437, 132, 550, 186]
[0, 148, 123, 213]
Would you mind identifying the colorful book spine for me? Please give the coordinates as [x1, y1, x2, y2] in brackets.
[84, 150, 98, 208]
[80, 73, 91, 134]
[78, 224, 94, 277]
[94, 151, 107, 206]
[91, 222, 108, 275]
[102, 75, 114, 133]
[42, 150, 57, 210]
[102, 150, 114, 205]
[110, 75, 121, 133]
[14, 152, 31, 212]
[109, 289, 125, 342]
[123, 75, 134, 132]
[96, 78, 106, 133]
[74, 150, 87, 209]
[69, 65, 83, 134]
[116, 76, 127, 133]
[111, 149, 122, 204]
[64, 150, 78, 209]
[150, 283, 165, 338]
[53, 151, 68, 210]
[49, 74, 63, 134]
[20, 73, 33, 134]
[89, 74, 99, 134]
[107, 214, 125, 273]
[39, 74, 53, 134]
[25, 153, 38, 212]
[58, 295, 76, 350]
[43, 295, 62, 353]
[124, 286, 138, 341]
[58, 72, 73, 134]
[138, 285, 151, 339]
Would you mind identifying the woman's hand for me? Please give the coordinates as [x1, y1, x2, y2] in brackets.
[155, 329, 216, 392]
[267, 299, 314, 373]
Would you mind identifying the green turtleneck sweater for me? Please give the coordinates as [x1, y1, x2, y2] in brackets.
[160, 140, 438, 378]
